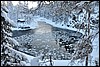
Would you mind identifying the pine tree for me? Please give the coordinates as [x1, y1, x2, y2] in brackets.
[1, 4, 28, 66]
[1, 5, 14, 66]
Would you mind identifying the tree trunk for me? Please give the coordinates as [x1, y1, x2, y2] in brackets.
[85, 6, 91, 66]
[50, 55, 53, 66]
[86, 55, 88, 66]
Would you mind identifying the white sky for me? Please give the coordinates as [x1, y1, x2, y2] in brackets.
[11, 1, 19, 6]
[12, 1, 38, 9]
[2, 1, 50, 9]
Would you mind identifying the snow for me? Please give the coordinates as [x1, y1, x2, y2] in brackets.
[11, 19, 38, 31]
[52, 60, 70, 66]
[2, 1, 99, 66]
[31, 58, 39, 66]
[1, 6, 9, 13]
[1, 7, 17, 27]
[76, 1, 90, 7]
[6, 38, 88, 66]
[3, 28, 12, 36]
[38, 59, 86, 66]
[17, 18, 25, 21]
[4, 44, 46, 66]
[11, 27, 28, 31]
[90, 13, 99, 19]
[6, 37, 20, 46]
[90, 29, 99, 64]
[4, 45, 35, 66]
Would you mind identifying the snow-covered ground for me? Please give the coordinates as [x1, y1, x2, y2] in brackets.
[43, 59, 86, 66]
[90, 28, 99, 66]
[4, 45, 34, 66]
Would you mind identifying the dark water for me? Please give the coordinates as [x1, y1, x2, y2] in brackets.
[12, 26, 83, 38]
[12, 29, 34, 37]
[12, 25, 84, 60]
[12, 22, 82, 38]
[52, 27, 83, 38]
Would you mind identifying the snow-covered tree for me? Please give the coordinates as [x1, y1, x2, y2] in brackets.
[33, 1, 99, 66]
[1, 4, 28, 66]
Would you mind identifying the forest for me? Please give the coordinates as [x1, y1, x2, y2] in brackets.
[1, 1, 99, 66]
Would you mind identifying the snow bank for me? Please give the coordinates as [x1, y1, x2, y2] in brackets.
[5, 44, 44, 66]
[17, 19, 25, 21]
[91, 31, 99, 62]
[4, 45, 35, 66]
[31, 58, 39, 66]
[39, 59, 86, 66]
